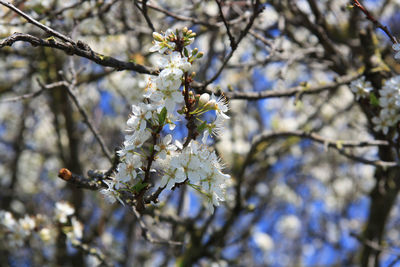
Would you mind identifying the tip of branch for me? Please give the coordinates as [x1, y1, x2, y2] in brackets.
[58, 168, 72, 181]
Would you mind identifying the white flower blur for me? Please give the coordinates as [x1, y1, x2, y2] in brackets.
[253, 231, 274, 252]
[350, 76, 372, 100]
[0, 210, 16, 229]
[393, 43, 400, 60]
[371, 75, 400, 135]
[39, 228, 52, 242]
[66, 217, 83, 242]
[276, 215, 302, 238]
[0, 211, 38, 248]
[55, 201, 75, 223]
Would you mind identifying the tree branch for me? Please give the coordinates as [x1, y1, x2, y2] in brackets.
[0, 33, 158, 74]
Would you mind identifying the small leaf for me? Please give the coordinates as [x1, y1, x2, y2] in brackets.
[131, 182, 149, 193]
[197, 121, 208, 132]
[369, 92, 379, 107]
[158, 107, 168, 125]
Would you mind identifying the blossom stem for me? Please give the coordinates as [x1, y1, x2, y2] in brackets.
[183, 72, 198, 147]
[136, 124, 163, 211]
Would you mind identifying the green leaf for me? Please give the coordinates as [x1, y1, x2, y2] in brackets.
[197, 121, 208, 132]
[369, 92, 379, 107]
[158, 107, 167, 125]
[131, 182, 149, 193]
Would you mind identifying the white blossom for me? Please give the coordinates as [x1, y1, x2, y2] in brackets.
[208, 94, 230, 120]
[371, 75, 400, 135]
[155, 134, 176, 159]
[349, 76, 372, 100]
[126, 103, 154, 132]
[100, 180, 123, 205]
[114, 153, 142, 188]
[149, 29, 176, 53]
[123, 129, 152, 150]
[55, 201, 75, 223]
[112, 29, 231, 213]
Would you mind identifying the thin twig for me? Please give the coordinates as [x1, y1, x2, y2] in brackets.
[202, 72, 361, 100]
[0, 33, 157, 74]
[71, 240, 111, 267]
[202, 0, 263, 88]
[0, 0, 76, 44]
[352, 0, 398, 44]
[64, 85, 113, 163]
[350, 232, 400, 256]
[216, 0, 236, 49]
[131, 205, 183, 246]
[0, 81, 65, 103]
[134, 0, 156, 32]
[37, 79, 112, 162]
[242, 130, 398, 173]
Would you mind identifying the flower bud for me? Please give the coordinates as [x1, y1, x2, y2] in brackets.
[192, 48, 198, 56]
[152, 32, 164, 42]
[196, 52, 204, 58]
[199, 93, 210, 105]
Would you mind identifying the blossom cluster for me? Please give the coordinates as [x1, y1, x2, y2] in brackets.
[0, 210, 36, 248]
[100, 28, 230, 213]
[350, 75, 400, 135]
[372, 76, 400, 135]
[157, 141, 230, 212]
[0, 201, 82, 248]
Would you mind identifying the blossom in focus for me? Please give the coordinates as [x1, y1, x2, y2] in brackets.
[149, 29, 176, 53]
[209, 93, 230, 120]
[114, 153, 142, 188]
[100, 180, 123, 205]
[155, 134, 176, 159]
[126, 103, 153, 132]
[111, 29, 230, 213]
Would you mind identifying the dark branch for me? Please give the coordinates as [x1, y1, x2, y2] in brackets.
[0, 33, 158, 74]
[352, 0, 398, 44]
